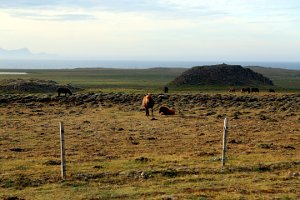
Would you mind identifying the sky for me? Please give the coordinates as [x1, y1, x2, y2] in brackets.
[0, 0, 300, 61]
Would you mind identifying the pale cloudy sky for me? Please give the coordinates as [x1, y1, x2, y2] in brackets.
[0, 0, 300, 61]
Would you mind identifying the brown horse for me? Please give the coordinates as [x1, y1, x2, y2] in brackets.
[228, 88, 236, 92]
[142, 94, 155, 116]
[159, 106, 175, 115]
[57, 87, 72, 97]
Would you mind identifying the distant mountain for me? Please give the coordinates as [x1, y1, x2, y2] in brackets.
[169, 63, 274, 86]
[0, 48, 53, 59]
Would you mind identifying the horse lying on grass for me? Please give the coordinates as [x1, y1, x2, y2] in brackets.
[159, 106, 175, 115]
[142, 94, 155, 116]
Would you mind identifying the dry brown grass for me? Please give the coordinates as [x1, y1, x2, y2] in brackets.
[0, 94, 299, 200]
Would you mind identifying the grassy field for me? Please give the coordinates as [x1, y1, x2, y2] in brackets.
[0, 67, 299, 92]
[0, 92, 299, 200]
[0, 67, 299, 199]
[247, 66, 300, 90]
[0, 68, 185, 92]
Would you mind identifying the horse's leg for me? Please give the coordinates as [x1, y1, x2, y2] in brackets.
[151, 108, 154, 117]
[146, 108, 149, 116]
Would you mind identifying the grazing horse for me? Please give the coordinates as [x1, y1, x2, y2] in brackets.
[228, 88, 236, 92]
[142, 94, 155, 116]
[241, 87, 251, 93]
[164, 86, 169, 93]
[57, 87, 72, 97]
[159, 106, 175, 115]
[269, 89, 275, 93]
[251, 87, 259, 93]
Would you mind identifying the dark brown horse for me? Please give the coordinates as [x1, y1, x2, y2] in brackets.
[57, 87, 72, 97]
[159, 106, 175, 115]
[269, 89, 275, 93]
[164, 86, 169, 93]
[251, 87, 259, 93]
[142, 94, 155, 116]
[228, 88, 236, 92]
[241, 87, 251, 93]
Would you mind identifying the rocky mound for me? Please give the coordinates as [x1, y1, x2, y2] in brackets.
[169, 64, 274, 86]
[0, 79, 80, 93]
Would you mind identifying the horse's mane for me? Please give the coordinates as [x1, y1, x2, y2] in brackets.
[142, 94, 154, 108]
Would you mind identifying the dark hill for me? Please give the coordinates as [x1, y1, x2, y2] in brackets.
[169, 64, 274, 86]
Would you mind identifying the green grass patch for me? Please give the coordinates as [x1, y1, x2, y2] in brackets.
[1, 67, 299, 92]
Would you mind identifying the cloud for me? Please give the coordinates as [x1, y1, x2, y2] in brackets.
[1, 0, 300, 12]
[9, 10, 97, 21]
[0, 0, 158, 10]
[1, 0, 299, 25]
[1, 0, 299, 22]
[0, 0, 60, 8]
[56, 14, 96, 21]
[0, 0, 163, 21]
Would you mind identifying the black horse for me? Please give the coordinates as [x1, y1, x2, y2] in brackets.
[164, 86, 169, 93]
[251, 88, 259, 93]
[57, 87, 72, 97]
[269, 89, 275, 93]
[241, 87, 251, 93]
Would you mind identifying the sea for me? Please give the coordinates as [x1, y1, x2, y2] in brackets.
[0, 60, 299, 70]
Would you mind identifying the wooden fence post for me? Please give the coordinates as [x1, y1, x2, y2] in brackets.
[60, 122, 66, 180]
[221, 118, 228, 167]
